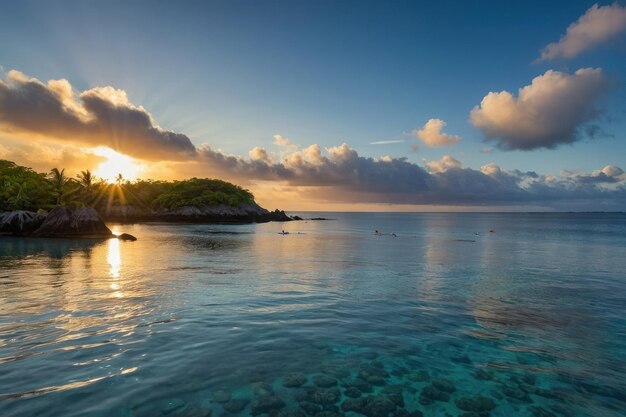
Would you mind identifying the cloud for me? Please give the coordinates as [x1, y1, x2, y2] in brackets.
[539, 3, 626, 61]
[190, 140, 626, 208]
[470, 68, 610, 150]
[424, 155, 462, 173]
[480, 146, 494, 154]
[0, 70, 197, 160]
[249, 146, 274, 164]
[413, 119, 462, 147]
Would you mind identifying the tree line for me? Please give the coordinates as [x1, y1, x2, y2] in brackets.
[0, 160, 255, 212]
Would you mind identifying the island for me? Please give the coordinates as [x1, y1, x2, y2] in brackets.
[0, 159, 294, 238]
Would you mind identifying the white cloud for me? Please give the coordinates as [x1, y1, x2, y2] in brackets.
[470, 68, 610, 150]
[370, 139, 405, 145]
[424, 155, 462, 173]
[540, 3, 626, 61]
[249, 146, 274, 164]
[413, 118, 462, 147]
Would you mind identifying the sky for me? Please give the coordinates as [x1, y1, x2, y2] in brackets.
[0, 0, 625, 211]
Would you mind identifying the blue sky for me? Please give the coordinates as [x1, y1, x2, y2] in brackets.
[0, 0, 625, 210]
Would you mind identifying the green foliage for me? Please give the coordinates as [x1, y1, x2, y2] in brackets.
[0, 160, 55, 210]
[0, 160, 256, 212]
[145, 178, 254, 209]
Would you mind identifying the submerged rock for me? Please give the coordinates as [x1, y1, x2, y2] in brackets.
[34, 206, 112, 238]
[251, 395, 286, 415]
[0, 210, 45, 234]
[222, 398, 249, 413]
[419, 385, 450, 405]
[341, 395, 398, 417]
[313, 374, 338, 388]
[253, 382, 274, 397]
[161, 398, 185, 413]
[432, 378, 456, 393]
[408, 370, 430, 382]
[455, 395, 497, 413]
[178, 406, 212, 417]
[283, 372, 307, 388]
[212, 389, 231, 404]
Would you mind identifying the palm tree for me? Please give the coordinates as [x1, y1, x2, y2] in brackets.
[48, 168, 68, 205]
[115, 173, 124, 186]
[77, 170, 94, 188]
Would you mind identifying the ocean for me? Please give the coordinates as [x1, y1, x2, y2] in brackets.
[1, 212, 625, 417]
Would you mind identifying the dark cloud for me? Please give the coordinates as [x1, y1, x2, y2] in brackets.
[0, 71, 196, 160]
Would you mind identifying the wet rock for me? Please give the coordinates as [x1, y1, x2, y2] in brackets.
[344, 386, 362, 398]
[341, 398, 367, 413]
[222, 398, 249, 413]
[313, 374, 338, 388]
[408, 370, 430, 382]
[251, 396, 286, 415]
[455, 395, 497, 413]
[117, 233, 137, 241]
[212, 389, 231, 404]
[253, 382, 274, 397]
[472, 368, 495, 381]
[432, 378, 456, 393]
[502, 383, 532, 403]
[161, 398, 185, 413]
[0, 210, 45, 234]
[529, 406, 558, 417]
[34, 206, 113, 238]
[283, 372, 307, 388]
[419, 385, 450, 405]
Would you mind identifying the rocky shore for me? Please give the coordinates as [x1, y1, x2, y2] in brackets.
[0, 203, 295, 239]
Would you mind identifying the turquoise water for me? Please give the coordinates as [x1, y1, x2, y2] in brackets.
[1, 213, 625, 417]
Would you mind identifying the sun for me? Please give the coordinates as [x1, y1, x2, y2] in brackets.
[93, 147, 143, 183]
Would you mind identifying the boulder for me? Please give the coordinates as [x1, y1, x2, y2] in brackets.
[117, 233, 137, 241]
[0, 210, 45, 234]
[34, 206, 113, 238]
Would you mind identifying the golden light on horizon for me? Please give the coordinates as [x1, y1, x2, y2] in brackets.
[93, 147, 143, 183]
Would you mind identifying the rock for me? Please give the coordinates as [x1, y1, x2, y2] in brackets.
[341, 395, 397, 417]
[345, 378, 373, 393]
[270, 407, 306, 417]
[529, 406, 558, 417]
[408, 370, 430, 382]
[455, 395, 497, 413]
[117, 233, 137, 241]
[283, 372, 307, 388]
[0, 210, 45, 234]
[419, 385, 450, 405]
[472, 368, 495, 381]
[212, 389, 231, 403]
[253, 382, 274, 397]
[392, 411, 423, 417]
[313, 411, 342, 417]
[502, 383, 532, 403]
[34, 206, 112, 238]
[251, 396, 286, 415]
[178, 406, 212, 417]
[161, 398, 185, 413]
[344, 386, 362, 398]
[302, 387, 341, 405]
[313, 374, 338, 388]
[292, 216, 303, 221]
[432, 378, 456, 393]
[298, 402, 322, 415]
[222, 398, 249, 413]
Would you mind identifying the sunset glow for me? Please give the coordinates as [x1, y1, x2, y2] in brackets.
[93, 147, 143, 183]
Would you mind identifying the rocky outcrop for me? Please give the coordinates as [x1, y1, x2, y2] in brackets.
[33, 206, 113, 238]
[0, 210, 46, 234]
[100, 203, 293, 224]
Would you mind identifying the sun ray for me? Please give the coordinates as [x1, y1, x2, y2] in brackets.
[93, 147, 143, 183]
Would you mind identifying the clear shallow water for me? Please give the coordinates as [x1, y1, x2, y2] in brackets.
[1, 212, 625, 417]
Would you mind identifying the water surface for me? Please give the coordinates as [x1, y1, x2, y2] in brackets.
[1, 213, 625, 417]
